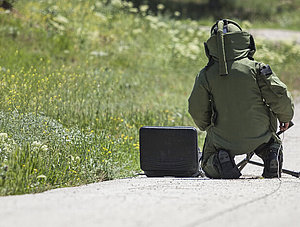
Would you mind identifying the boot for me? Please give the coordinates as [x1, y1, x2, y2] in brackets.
[214, 150, 241, 179]
[262, 144, 283, 178]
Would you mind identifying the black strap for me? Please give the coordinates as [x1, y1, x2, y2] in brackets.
[210, 19, 242, 35]
[223, 19, 228, 33]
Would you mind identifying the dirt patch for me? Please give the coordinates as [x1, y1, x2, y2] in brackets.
[249, 28, 300, 44]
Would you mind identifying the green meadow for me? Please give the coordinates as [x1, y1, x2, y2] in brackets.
[0, 0, 300, 195]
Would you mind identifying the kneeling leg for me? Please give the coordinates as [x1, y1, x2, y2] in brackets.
[202, 148, 241, 179]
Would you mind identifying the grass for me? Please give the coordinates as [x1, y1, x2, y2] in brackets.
[152, 0, 300, 30]
[0, 0, 300, 195]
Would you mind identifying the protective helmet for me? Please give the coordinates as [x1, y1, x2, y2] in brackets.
[204, 19, 256, 76]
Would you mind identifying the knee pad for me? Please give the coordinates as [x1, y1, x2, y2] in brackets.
[262, 143, 283, 178]
[213, 150, 241, 179]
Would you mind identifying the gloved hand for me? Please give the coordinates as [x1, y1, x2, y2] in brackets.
[279, 122, 289, 131]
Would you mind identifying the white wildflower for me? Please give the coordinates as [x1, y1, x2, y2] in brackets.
[41, 145, 48, 152]
[118, 45, 129, 52]
[172, 37, 180, 43]
[129, 8, 138, 13]
[291, 45, 300, 55]
[95, 1, 103, 8]
[157, 4, 165, 10]
[187, 28, 194, 34]
[90, 51, 108, 57]
[157, 21, 167, 28]
[139, 5, 149, 12]
[53, 15, 69, 24]
[168, 29, 179, 36]
[0, 133, 8, 140]
[188, 43, 200, 54]
[175, 43, 186, 56]
[94, 12, 107, 21]
[32, 141, 42, 147]
[174, 11, 181, 17]
[111, 0, 122, 8]
[150, 23, 158, 30]
[132, 28, 142, 34]
[127, 2, 133, 8]
[145, 15, 159, 23]
[197, 30, 205, 37]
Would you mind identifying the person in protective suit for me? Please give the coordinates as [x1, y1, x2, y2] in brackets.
[188, 19, 294, 179]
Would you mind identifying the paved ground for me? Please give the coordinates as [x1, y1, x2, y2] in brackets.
[1, 105, 299, 227]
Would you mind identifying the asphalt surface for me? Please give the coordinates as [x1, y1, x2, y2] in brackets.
[1, 103, 299, 227]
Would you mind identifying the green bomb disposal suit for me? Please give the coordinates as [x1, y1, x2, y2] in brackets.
[188, 20, 294, 178]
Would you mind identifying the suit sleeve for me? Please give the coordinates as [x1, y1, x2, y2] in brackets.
[188, 69, 212, 131]
[256, 63, 294, 123]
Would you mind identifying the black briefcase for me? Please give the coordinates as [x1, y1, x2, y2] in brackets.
[139, 126, 200, 177]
